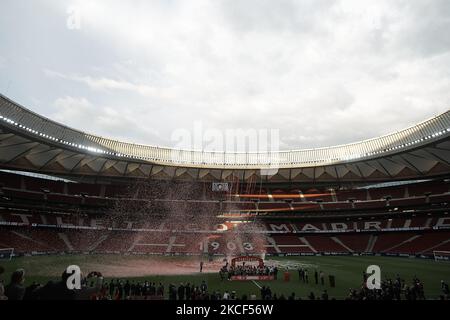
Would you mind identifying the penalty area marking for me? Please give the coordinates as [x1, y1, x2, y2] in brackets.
[252, 280, 262, 289]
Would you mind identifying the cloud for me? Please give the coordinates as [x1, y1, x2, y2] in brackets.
[0, 56, 6, 69]
[2, 0, 450, 151]
[52, 96, 162, 145]
[44, 69, 175, 100]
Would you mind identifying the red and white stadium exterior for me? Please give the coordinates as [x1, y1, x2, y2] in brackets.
[1, 93, 450, 183]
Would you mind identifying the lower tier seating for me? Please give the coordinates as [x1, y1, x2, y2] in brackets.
[1, 226, 449, 257]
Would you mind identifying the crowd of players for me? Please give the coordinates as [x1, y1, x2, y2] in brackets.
[1, 264, 449, 300]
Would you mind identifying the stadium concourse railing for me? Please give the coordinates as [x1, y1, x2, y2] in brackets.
[1, 93, 450, 169]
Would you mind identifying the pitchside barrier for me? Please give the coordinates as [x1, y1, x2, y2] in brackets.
[2, 250, 441, 260]
[230, 275, 274, 281]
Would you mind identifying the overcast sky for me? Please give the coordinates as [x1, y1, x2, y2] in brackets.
[1, 0, 449, 151]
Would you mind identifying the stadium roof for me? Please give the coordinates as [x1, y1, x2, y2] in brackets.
[1, 93, 450, 183]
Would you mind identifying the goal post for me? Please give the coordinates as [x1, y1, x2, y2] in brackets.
[0, 248, 14, 261]
[433, 250, 450, 262]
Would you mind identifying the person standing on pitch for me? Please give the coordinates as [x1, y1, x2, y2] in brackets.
[314, 270, 319, 285]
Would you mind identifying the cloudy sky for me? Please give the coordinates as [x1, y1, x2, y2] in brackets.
[0, 0, 449, 151]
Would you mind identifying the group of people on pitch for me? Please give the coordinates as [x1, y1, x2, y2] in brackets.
[219, 262, 279, 280]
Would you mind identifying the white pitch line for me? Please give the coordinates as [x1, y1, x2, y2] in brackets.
[251, 280, 262, 289]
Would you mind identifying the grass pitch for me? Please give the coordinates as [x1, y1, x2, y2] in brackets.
[1, 254, 449, 299]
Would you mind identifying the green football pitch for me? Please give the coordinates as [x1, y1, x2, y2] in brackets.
[1, 254, 449, 299]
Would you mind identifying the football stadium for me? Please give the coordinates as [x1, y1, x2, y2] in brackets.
[1, 1, 450, 306]
[1, 93, 450, 301]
